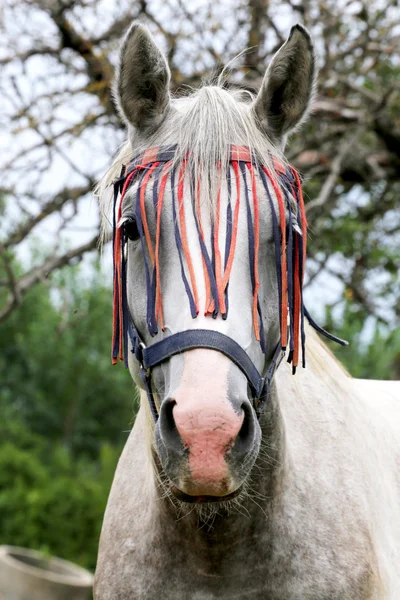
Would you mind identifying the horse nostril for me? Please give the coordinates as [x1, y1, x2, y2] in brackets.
[233, 401, 256, 455]
[238, 403, 250, 437]
[158, 398, 183, 452]
[164, 398, 176, 430]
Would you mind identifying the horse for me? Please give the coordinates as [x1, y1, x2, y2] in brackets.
[94, 22, 400, 599]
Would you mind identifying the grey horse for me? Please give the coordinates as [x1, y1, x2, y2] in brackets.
[95, 22, 400, 599]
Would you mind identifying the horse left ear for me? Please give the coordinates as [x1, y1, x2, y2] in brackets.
[115, 22, 171, 131]
[253, 24, 317, 144]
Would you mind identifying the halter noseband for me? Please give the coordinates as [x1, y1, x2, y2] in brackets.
[111, 145, 348, 422]
[133, 328, 284, 422]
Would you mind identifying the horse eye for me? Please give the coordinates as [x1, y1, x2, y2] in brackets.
[124, 217, 140, 241]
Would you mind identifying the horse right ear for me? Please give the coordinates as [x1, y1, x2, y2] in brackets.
[253, 24, 317, 145]
[115, 22, 171, 131]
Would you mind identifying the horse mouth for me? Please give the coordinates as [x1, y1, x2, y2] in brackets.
[170, 485, 242, 503]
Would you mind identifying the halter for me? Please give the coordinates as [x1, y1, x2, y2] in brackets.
[111, 145, 348, 422]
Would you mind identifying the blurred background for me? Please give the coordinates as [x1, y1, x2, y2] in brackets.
[0, 0, 399, 573]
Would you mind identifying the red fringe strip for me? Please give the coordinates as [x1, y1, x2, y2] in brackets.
[292, 235, 300, 369]
[290, 167, 307, 371]
[195, 179, 213, 315]
[155, 163, 171, 330]
[222, 162, 241, 290]
[262, 167, 288, 349]
[214, 183, 226, 315]
[139, 163, 160, 266]
[291, 167, 307, 276]
[178, 161, 199, 315]
[246, 162, 261, 341]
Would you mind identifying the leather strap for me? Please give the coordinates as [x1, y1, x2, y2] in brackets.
[142, 329, 266, 396]
[130, 323, 284, 422]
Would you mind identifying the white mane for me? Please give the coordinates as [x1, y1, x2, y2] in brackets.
[95, 85, 285, 242]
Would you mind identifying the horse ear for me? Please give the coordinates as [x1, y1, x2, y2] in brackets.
[115, 22, 171, 131]
[253, 24, 317, 144]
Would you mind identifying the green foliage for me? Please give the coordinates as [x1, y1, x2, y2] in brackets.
[0, 261, 136, 569]
[306, 180, 400, 323]
[0, 415, 119, 569]
[0, 261, 137, 457]
[325, 302, 400, 380]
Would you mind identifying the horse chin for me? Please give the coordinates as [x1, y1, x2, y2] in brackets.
[152, 448, 246, 504]
[170, 484, 242, 504]
[170, 484, 243, 504]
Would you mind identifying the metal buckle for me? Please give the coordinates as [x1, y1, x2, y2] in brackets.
[134, 340, 146, 367]
[138, 341, 151, 376]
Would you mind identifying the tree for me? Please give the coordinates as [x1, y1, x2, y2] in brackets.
[325, 301, 400, 380]
[0, 258, 137, 568]
[0, 258, 137, 456]
[0, 415, 120, 569]
[1, 2, 399, 347]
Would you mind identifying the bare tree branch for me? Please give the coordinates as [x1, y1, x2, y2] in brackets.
[306, 134, 360, 214]
[3, 185, 92, 248]
[0, 235, 99, 322]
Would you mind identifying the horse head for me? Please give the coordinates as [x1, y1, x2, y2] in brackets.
[107, 22, 317, 502]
